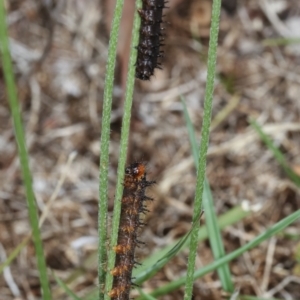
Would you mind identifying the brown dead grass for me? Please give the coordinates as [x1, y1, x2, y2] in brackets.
[1, 0, 300, 299]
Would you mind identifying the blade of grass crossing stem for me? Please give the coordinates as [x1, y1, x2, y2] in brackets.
[183, 0, 222, 299]
[134, 218, 196, 285]
[79, 205, 251, 300]
[181, 97, 234, 291]
[53, 272, 82, 300]
[98, 0, 125, 297]
[250, 119, 300, 187]
[145, 209, 300, 298]
[133, 204, 250, 284]
[137, 288, 157, 300]
[103, 1, 142, 299]
[0, 2, 52, 299]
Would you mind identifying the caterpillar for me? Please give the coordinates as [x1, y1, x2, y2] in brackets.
[136, 0, 167, 80]
[108, 162, 155, 299]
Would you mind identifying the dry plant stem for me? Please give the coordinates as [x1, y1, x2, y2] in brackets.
[0, 243, 20, 297]
[210, 94, 240, 131]
[260, 237, 277, 293]
[0, 1, 52, 299]
[264, 276, 300, 298]
[98, 0, 125, 297]
[184, 0, 222, 299]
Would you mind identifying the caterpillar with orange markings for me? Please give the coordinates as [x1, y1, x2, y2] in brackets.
[136, 0, 167, 80]
[108, 162, 155, 299]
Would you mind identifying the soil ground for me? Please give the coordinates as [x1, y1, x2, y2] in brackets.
[0, 0, 300, 299]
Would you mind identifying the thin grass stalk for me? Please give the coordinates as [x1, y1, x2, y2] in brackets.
[103, 0, 142, 298]
[147, 209, 300, 298]
[183, 0, 222, 298]
[181, 98, 234, 292]
[0, 1, 51, 299]
[98, 0, 125, 297]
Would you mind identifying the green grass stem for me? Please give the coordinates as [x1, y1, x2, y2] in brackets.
[0, 1, 51, 298]
[183, 0, 222, 299]
[98, 0, 125, 297]
[181, 97, 234, 292]
[103, 0, 142, 298]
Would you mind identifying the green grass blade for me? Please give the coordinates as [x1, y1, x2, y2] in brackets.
[53, 272, 82, 300]
[137, 288, 157, 300]
[0, 2, 52, 299]
[262, 37, 300, 46]
[97, 0, 125, 297]
[180, 97, 199, 161]
[84, 289, 98, 300]
[240, 296, 281, 300]
[103, 0, 142, 298]
[0, 152, 76, 280]
[146, 209, 300, 298]
[250, 119, 300, 187]
[135, 219, 196, 285]
[203, 179, 234, 291]
[181, 97, 234, 292]
[183, 0, 222, 299]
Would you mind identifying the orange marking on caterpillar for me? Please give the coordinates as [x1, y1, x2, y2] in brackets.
[113, 244, 131, 254]
[111, 265, 130, 276]
[121, 225, 135, 234]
